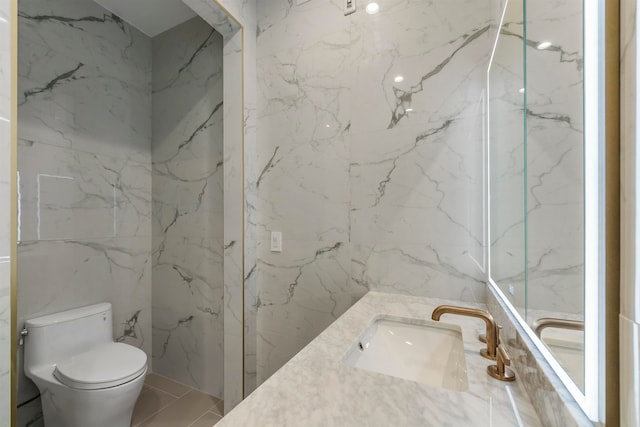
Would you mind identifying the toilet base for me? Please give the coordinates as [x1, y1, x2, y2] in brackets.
[35, 367, 146, 427]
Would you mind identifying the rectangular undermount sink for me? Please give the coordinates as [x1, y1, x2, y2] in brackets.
[343, 316, 468, 391]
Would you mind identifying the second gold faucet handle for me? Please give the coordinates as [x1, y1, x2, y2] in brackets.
[487, 344, 516, 382]
[497, 344, 511, 366]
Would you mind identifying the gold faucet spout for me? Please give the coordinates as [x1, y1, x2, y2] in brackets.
[432, 305, 498, 360]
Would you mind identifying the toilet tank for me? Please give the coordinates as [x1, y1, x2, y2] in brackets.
[24, 303, 113, 372]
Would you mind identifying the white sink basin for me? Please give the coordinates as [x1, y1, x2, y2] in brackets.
[343, 317, 468, 391]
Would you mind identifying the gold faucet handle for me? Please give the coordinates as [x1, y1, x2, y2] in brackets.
[487, 344, 516, 382]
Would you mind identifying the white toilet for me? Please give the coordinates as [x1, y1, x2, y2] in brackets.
[23, 303, 148, 427]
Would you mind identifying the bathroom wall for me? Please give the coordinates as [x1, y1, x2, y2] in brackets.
[0, 0, 11, 424]
[151, 17, 225, 399]
[180, 0, 259, 409]
[16, 0, 152, 418]
[253, 0, 491, 385]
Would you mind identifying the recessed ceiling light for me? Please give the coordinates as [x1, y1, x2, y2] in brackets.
[405, 108, 414, 112]
[325, 124, 331, 128]
[537, 41, 552, 50]
[518, 88, 525, 94]
[365, 2, 380, 14]
[394, 75, 404, 83]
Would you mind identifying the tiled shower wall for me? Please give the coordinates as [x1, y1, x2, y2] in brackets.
[16, 0, 152, 419]
[252, 0, 492, 386]
[151, 17, 224, 399]
[0, 0, 11, 424]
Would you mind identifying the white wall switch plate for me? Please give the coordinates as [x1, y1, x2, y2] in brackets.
[344, 0, 356, 15]
[270, 231, 282, 252]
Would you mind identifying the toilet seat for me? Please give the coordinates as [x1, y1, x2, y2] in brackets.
[54, 342, 147, 390]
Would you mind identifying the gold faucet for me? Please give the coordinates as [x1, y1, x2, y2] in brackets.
[431, 305, 497, 360]
[487, 343, 516, 381]
[532, 317, 584, 337]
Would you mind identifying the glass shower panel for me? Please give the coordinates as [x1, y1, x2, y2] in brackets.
[524, 0, 585, 391]
[489, 0, 526, 317]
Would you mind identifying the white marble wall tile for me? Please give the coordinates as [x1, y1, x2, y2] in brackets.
[257, 0, 346, 57]
[17, 0, 153, 416]
[488, 12, 527, 311]
[254, 0, 491, 392]
[182, 0, 240, 39]
[151, 243, 224, 398]
[17, 37, 151, 159]
[0, 0, 10, 423]
[17, 237, 151, 350]
[620, 316, 640, 427]
[151, 17, 224, 399]
[255, 135, 349, 242]
[350, 120, 484, 247]
[255, 239, 366, 383]
[242, 9, 260, 400]
[524, 0, 583, 315]
[257, 30, 351, 146]
[18, 0, 151, 80]
[351, 242, 485, 302]
[18, 139, 151, 241]
[349, 0, 492, 134]
[186, 0, 259, 407]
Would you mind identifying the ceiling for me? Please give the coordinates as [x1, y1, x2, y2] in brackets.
[92, 0, 197, 37]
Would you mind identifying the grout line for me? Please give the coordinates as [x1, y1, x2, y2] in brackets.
[187, 410, 223, 427]
[145, 373, 196, 398]
[132, 388, 184, 426]
[144, 383, 186, 399]
[208, 399, 224, 417]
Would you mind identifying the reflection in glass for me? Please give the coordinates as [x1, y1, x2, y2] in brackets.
[488, 0, 586, 392]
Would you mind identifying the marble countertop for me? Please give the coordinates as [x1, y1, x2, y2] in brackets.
[217, 292, 542, 427]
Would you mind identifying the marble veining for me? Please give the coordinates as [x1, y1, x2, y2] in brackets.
[489, 0, 584, 319]
[253, 0, 490, 386]
[16, 0, 152, 423]
[151, 17, 224, 399]
[218, 292, 542, 427]
[524, 0, 584, 316]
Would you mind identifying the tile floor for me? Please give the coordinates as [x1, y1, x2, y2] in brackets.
[132, 373, 223, 427]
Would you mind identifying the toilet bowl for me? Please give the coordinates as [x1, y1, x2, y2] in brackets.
[23, 303, 148, 427]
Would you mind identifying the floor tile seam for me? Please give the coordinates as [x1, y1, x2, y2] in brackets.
[134, 389, 196, 426]
[145, 374, 194, 398]
[186, 410, 223, 427]
[144, 382, 188, 399]
[132, 392, 179, 427]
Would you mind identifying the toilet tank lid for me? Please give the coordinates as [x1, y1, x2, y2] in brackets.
[26, 303, 111, 328]
[54, 342, 147, 389]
